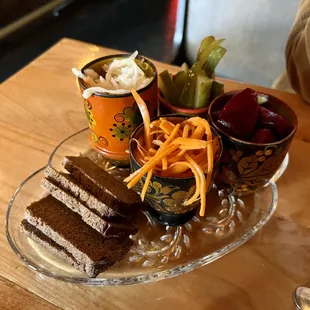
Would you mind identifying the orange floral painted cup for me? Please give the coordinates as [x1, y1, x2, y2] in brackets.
[78, 54, 158, 164]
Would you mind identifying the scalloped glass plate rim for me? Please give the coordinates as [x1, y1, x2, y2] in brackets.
[6, 128, 279, 286]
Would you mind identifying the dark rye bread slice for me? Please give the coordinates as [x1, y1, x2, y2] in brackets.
[44, 166, 124, 220]
[41, 178, 137, 238]
[21, 220, 113, 277]
[63, 156, 142, 215]
[24, 195, 133, 277]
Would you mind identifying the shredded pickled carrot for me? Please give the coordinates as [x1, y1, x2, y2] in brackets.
[171, 138, 210, 149]
[185, 154, 207, 216]
[162, 157, 168, 170]
[131, 89, 151, 150]
[182, 124, 190, 138]
[141, 169, 152, 201]
[150, 130, 166, 136]
[159, 120, 176, 135]
[126, 145, 179, 187]
[126, 92, 219, 216]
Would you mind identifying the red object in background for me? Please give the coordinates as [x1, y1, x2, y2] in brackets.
[163, 0, 178, 60]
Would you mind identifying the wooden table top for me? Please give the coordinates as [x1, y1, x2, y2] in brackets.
[1, 38, 310, 310]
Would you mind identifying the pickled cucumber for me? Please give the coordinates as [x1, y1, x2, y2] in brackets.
[159, 35, 226, 109]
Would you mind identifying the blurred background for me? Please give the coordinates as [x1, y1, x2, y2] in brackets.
[0, 0, 300, 86]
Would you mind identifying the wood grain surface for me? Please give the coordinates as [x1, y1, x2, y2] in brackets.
[1, 38, 310, 310]
[0, 275, 59, 310]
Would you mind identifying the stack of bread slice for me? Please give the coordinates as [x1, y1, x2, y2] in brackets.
[21, 156, 142, 277]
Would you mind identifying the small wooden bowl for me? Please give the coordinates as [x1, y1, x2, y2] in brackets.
[158, 89, 209, 118]
[208, 90, 298, 194]
[129, 115, 223, 226]
[77, 54, 158, 165]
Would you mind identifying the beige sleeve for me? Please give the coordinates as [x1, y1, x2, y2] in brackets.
[286, 0, 310, 103]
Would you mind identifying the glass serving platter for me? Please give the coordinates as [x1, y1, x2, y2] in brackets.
[6, 128, 284, 286]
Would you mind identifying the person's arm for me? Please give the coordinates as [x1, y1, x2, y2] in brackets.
[286, 0, 310, 103]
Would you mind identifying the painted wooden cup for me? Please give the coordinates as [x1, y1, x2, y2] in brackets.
[158, 89, 209, 117]
[78, 54, 158, 164]
[158, 74, 224, 118]
[129, 115, 223, 226]
[208, 90, 298, 194]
